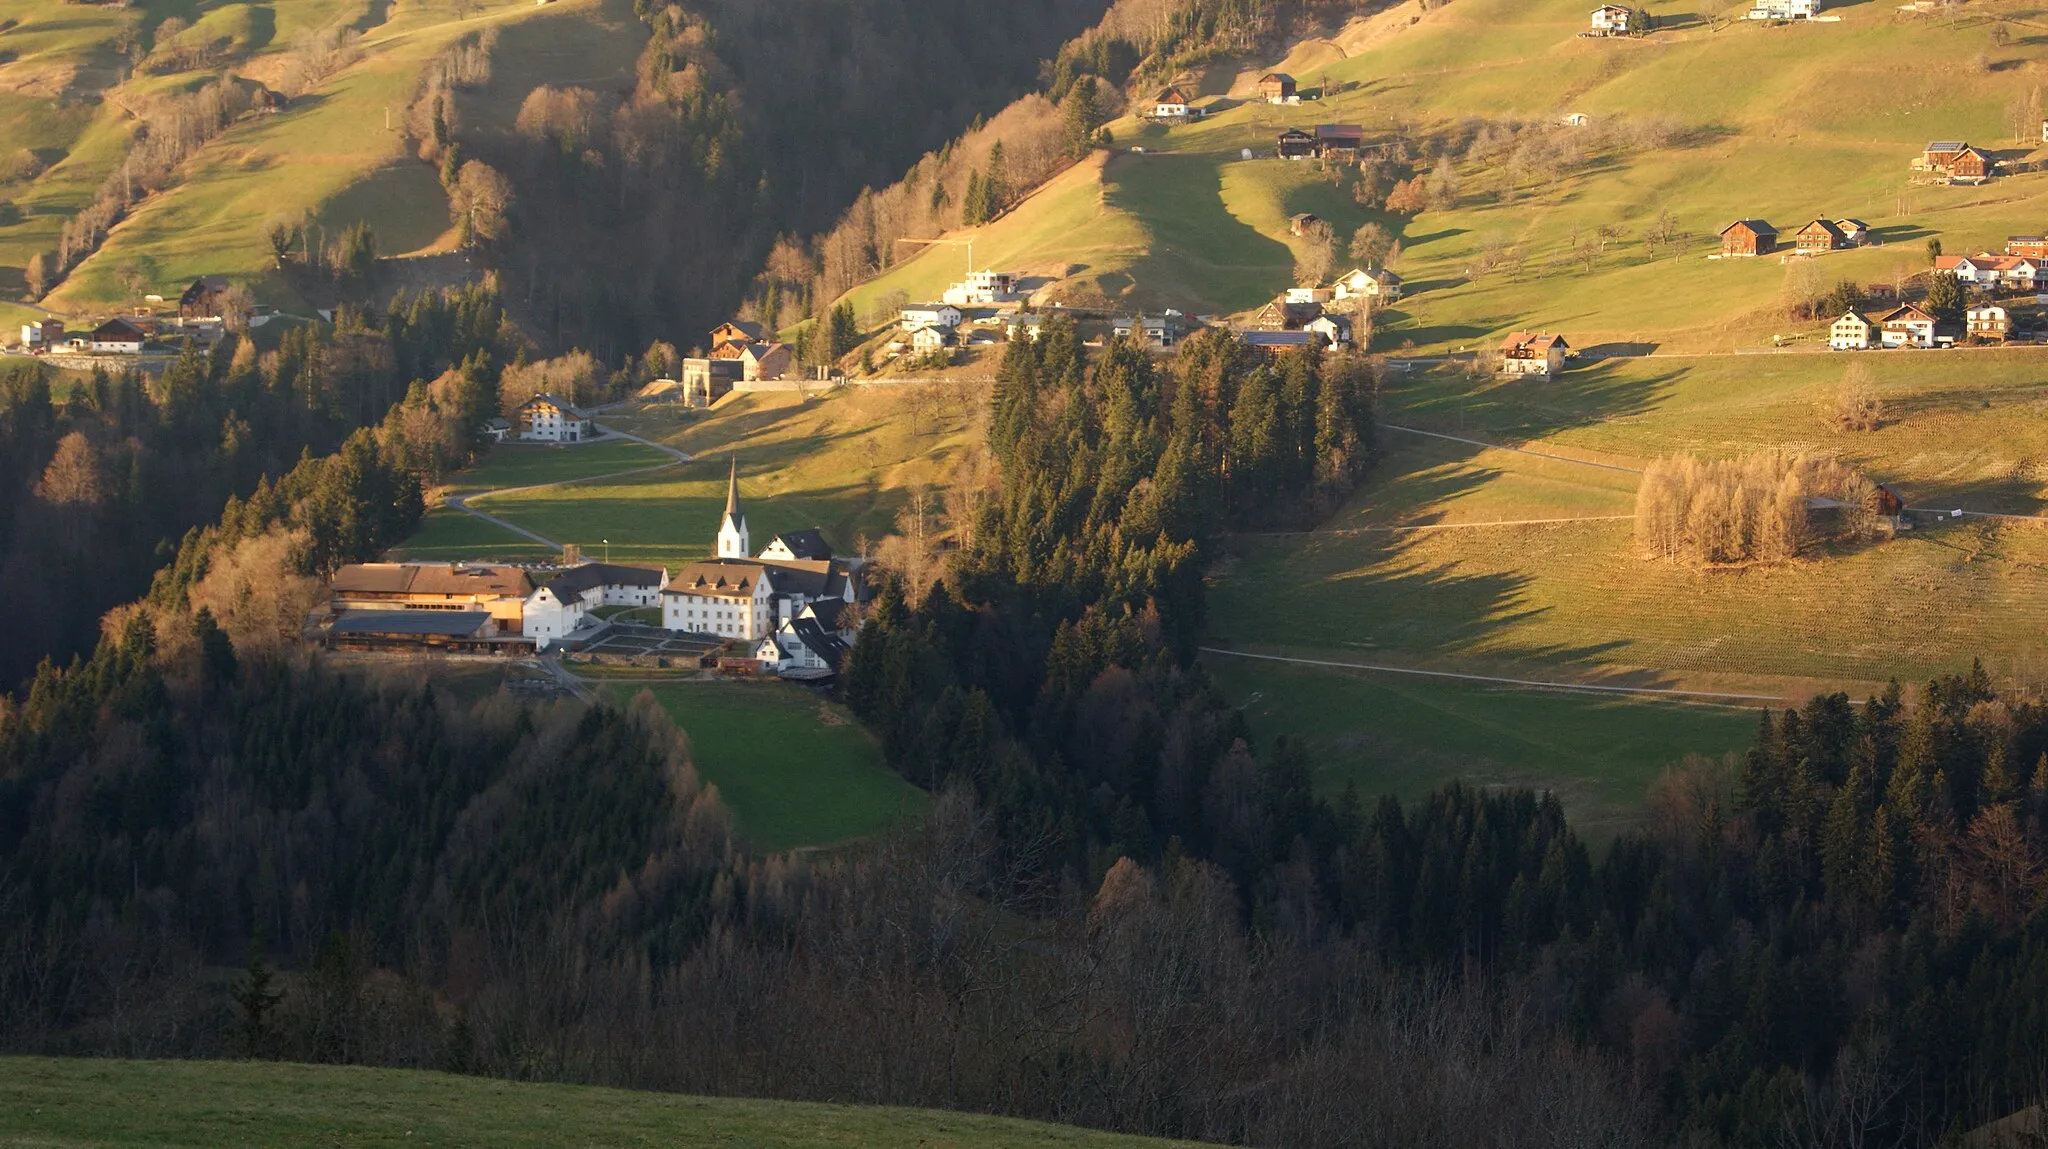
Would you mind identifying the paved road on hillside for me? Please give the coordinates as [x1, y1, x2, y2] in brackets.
[447, 423, 691, 550]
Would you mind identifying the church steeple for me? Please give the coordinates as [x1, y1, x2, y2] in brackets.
[716, 457, 749, 558]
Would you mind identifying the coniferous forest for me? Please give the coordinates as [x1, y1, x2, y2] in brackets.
[3, 316, 2048, 1148]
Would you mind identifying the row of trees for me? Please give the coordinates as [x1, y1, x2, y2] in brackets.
[1634, 452, 1887, 565]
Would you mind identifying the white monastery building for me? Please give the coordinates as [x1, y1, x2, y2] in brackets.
[658, 460, 860, 658]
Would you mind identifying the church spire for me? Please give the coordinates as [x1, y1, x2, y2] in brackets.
[716, 456, 749, 558]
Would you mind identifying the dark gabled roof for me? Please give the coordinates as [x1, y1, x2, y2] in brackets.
[711, 320, 765, 342]
[802, 599, 847, 631]
[766, 529, 832, 560]
[1798, 218, 1847, 240]
[1260, 72, 1295, 84]
[331, 610, 492, 637]
[179, 276, 228, 304]
[544, 562, 667, 598]
[789, 616, 850, 669]
[757, 557, 847, 601]
[1832, 310, 1874, 326]
[90, 317, 147, 340]
[1240, 330, 1316, 347]
[519, 392, 587, 417]
[1720, 219, 1776, 236]
[1157, 86, 1190, 103]
[1278, 127, 1316, 140]
[1925, 140, 1968, 152]
[1315, 123, 1365, 142]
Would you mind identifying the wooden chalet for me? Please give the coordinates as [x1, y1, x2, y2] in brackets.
[709, 320, 765, 353]
[1154, 87, 1192, 118]
[1719, 219, 1777, 257]
[1277, 128, 1318, 160]
[1922, 141, 1990, 180]
[1794, 219, 1848, 254]
[1315, 123, 1365, 159]
[1258, 72, 1297, 103]
[179, 275, 231, 319]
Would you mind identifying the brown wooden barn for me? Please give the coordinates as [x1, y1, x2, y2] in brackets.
[1258, 72, 1296, 102]
[1795, 219, 1847, 254]
[1719, 219, 1777, 257]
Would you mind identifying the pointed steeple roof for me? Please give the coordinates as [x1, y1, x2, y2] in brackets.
[724, 456, 742, 519]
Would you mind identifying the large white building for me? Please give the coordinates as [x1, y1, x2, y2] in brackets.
[659, 461, 859, 660]
[522, 562, 669, 648]
[516, 393, 593, 442]
[1746, 0, 1818, 18]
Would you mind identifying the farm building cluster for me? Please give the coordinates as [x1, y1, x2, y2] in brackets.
[1717, 217, 1872, 258]
[320, 462, 863, 677]
[17, 276, 276, 357]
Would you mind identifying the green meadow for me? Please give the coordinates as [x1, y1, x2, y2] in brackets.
[0, 0, 641, 313]
[1207, 656, 1759, 840]
[0, 1057, 1210, 1148]
[846, 0, 2048, 352]
[639, 681, 927, 852]
[395, 387, 980, 566]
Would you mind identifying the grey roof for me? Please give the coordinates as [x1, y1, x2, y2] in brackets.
[790, 616, 850, 669]
[1721, 219, 1776, 235]
[767, 529, 832, 560]
[331, 610, 492, 637]
[803, 599, 847, 631]
[759, 558, 847, 601]
[520, 392, 587, 418]
[724, 457, 742, 520]
[1240, 330, 1316, 347]
[544, 562, 666, 598]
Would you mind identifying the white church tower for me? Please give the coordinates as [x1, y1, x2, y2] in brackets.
[716, 457, 750, 558]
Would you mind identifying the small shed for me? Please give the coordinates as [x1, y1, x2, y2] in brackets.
[1258, 72, 1297, 103]
[1289, 212, 1323, 237]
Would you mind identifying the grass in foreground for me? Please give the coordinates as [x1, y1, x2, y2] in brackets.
[635, 681, 928, 852]
[0, 1056, 1211, 1148]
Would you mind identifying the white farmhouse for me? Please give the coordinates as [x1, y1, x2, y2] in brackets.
[900, 303, 963, 331]
[88, 318, 146, 353]
[1747, 0, 1819, 18]
[1333, 267, 1403, 302]
[941, 270, 1019, 306]
[1829, 310, 1875, 351]
[1153, 86, 1191, 119]
[516, 393, 592, 442]
[1590, 4, 1632, 35]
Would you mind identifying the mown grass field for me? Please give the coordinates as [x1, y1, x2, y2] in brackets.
[1206, 656, 1758, 839]
[395, 387, 981, 567]
[0, 1057, 1210, 1148]
[1206, 344, 2048, 829]
[638, 681, 927, 852]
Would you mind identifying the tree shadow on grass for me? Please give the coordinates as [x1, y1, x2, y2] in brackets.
[1102, 152, 1294, 313]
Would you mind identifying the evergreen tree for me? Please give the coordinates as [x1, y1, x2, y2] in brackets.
[231, 928, 283, 1057]
[962, 170, 988, 226]
[1062, 78, 1105, 157]
[984, 143, 1008, 216]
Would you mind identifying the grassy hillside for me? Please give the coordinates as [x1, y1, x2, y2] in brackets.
[0, 1057, 1214, 1147]
[396, 387, 981, 567]
[0, 0, 640, 316]
[822, 0, 2048, 827]
[847, 0, 2048, 348]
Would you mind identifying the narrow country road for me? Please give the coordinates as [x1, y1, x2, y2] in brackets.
[447, 421, 691, 550]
